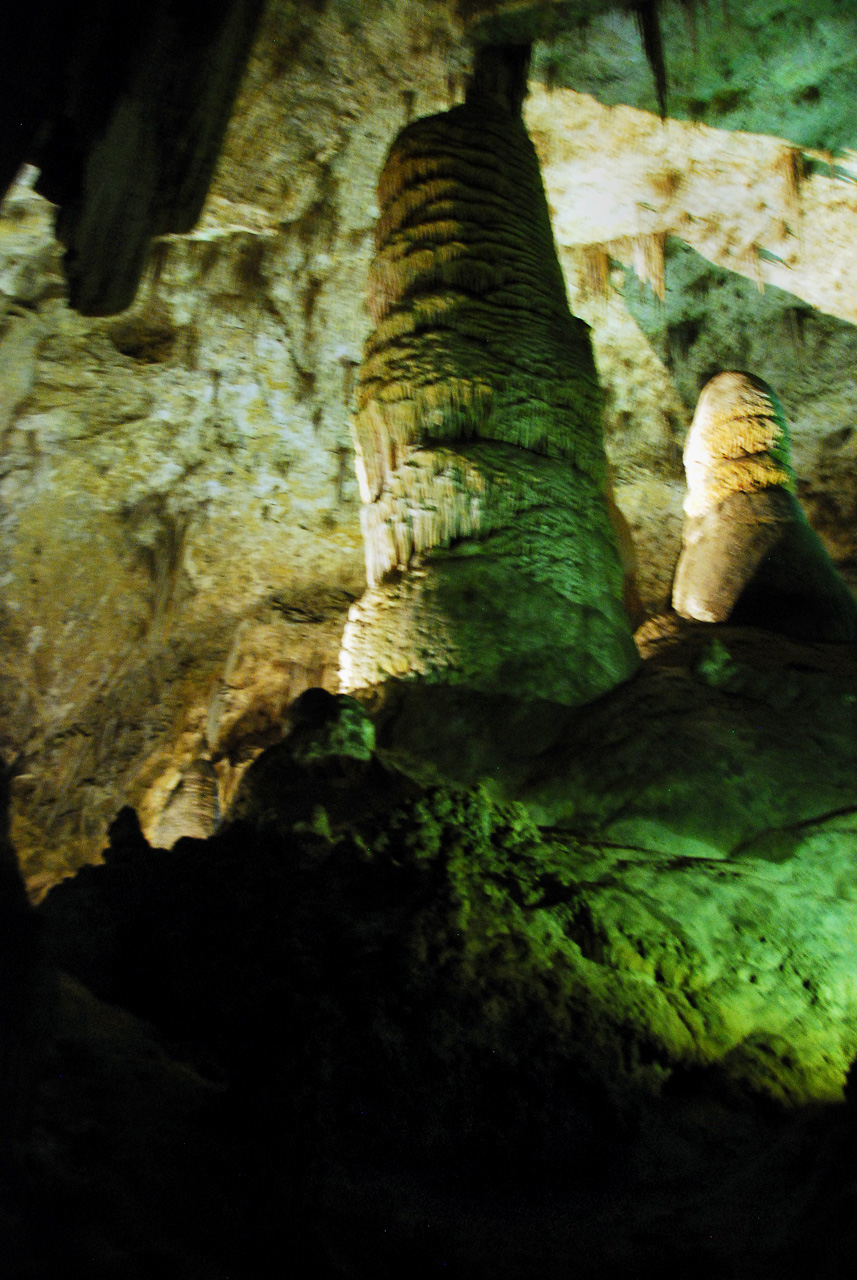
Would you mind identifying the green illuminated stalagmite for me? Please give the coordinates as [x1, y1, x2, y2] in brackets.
[340, 47, 638, 705]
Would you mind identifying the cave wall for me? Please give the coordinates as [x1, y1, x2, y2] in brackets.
[0, 0, 468, 884]
[3, 2, 857, 884]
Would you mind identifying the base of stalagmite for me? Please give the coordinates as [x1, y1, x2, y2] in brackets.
[339, 539, 640, 707]
[12, 616, 857, 1275]
[674, 488, 857, 642]
[342, 439, 641, 707]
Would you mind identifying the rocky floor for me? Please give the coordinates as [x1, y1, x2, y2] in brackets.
[3, 978, 857, 1278]
[2, 621, 857, 1276]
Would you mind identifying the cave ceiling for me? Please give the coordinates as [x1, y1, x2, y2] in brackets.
[5, 2, 857, 315]
[3, 0, 857, 880]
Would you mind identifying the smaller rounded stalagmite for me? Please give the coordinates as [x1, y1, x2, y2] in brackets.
[339, 46, 639, 708]
[673, 371, 857, 642]
[153, 757, 220, 849]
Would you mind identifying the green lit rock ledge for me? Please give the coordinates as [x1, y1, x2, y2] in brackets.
[42, 618, 857, 1124]
[25, 621, 857, 1275]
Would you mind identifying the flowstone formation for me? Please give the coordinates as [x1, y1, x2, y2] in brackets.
[25, 643, 857, 1274]
[673, 372, 857, 641]
[340, 48, 638, 707]
[152, 758, 220, 850]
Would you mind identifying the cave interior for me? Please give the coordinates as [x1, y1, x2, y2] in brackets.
[4, 2, 857, 1277]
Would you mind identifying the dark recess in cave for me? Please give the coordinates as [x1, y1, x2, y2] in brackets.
[0, 0, 265, 315]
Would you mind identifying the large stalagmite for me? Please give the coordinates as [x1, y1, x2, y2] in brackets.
[339, 50, 638, 706]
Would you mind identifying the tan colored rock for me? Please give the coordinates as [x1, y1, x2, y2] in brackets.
[673, 373, 857, 641]
[4, 9, 857, 881]
[342, 82, 638, 706]
[152, 758, 220, 849]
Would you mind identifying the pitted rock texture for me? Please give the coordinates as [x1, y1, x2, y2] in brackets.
[0, 0, 473, 887]
[342, 94, 638, 705]
[672, 373, 857, 640]
[5, 8, 857, 880]
[0, 174, 366, 884]
[39, 647, 857, 1129]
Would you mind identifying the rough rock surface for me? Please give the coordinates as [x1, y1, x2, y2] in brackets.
[524, 0, 857, 149]
[23, 631, 857, 1274]
[672, 372, 857, 640]
[0, 167, 364, 881]
[41, 622, 857, 1107]
[4, 6, 857, 881]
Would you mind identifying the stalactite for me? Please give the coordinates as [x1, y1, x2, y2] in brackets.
[634, 0, 668, 120]
[579, 244, 611, 301]
[632, 231, 666, 300]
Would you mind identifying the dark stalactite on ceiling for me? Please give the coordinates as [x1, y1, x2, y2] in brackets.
[0, 0, 265, 316]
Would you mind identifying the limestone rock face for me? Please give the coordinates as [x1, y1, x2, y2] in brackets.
[38, 634, 857, 1125]
[0, 162, 368, 885]
[673, 373, 857, 641]
[341, 92, 638, 705]
[5, 4, 857, 881]
[0, 0, 473, 886]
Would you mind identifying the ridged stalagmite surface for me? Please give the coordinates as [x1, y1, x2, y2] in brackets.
[673, 371, 857, 641]
[341, 89, 638, 705]
[153, 759, 221, 849]
[680, 371, 796, 521]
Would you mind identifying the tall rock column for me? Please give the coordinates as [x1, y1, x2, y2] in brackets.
[340, 49, 638, 707]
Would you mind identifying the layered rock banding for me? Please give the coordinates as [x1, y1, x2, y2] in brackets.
[152, 758, 221, 850]
[340, 48, 639, 707]
[673, 371, 857, 642]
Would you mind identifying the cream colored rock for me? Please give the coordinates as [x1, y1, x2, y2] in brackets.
[4, 6, 857, 881]
[152, 759, 220, 849]
[527, 87, 857, 327]
[342, 83, 638, 706]
[673, 373, 857, 641]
